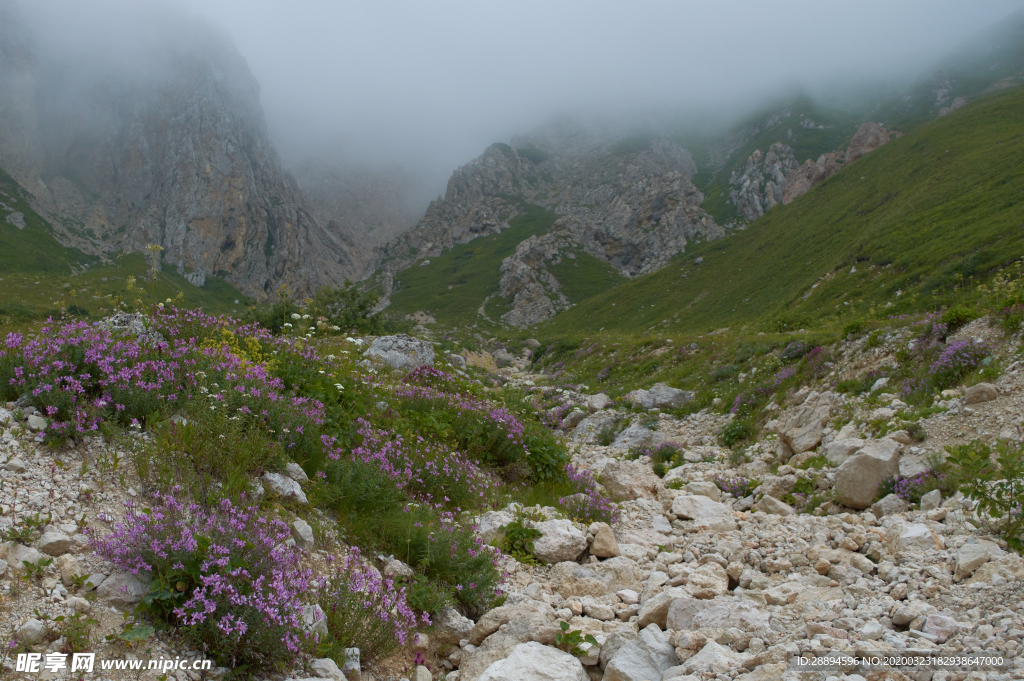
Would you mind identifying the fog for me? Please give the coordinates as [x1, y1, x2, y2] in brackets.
[16, 0, 1024, 199]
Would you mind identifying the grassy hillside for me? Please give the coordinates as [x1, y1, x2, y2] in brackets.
[0, 170, 249, 326]
[539, 85, 1024, 337]
[388, 203, 561, 326]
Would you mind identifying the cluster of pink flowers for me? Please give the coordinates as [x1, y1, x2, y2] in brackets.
[91, 491, 311, 669]
[559, 464, 619, 525]
[928, 339, 988, 388]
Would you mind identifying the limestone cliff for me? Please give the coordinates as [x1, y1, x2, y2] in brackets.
[0, 1, 355, 300]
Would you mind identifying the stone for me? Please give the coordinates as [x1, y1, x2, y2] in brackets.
[892, 601, 937, 627]
[362, 334, 434, 370]
[583, 600, 615, 621]
[861, 620, 884, 640]
[5, 457, 26, 473]
[477, 641, 588, 681]
[603, 624, 678, 681]
[434, 607, 475, 645]
[667, 596, 770, 634]
[834, 439, 901, 509]
[844, 121, 890, 163]
[616, 589, 639, 605]
[460, 604, 560, 681]
[291, 519, 314, 548]
[923, 614, 959, 643]
[475, 511, 513, 545]
[954, 543, 994, 581]
[886, 429, 914, 445]
[774, 391, 839, 454]
[340, 648, 360, 674]
[26, 414, 47, 432]
[97, 570, 148, 608]
[684, 481, 720, 501]
[533, 519, 588, 564]
[469, 601, 555, 646]
[680, 641, 750, 676]
[899, 523, 941, 552]
[310, 658, 345, 681]
[753, 495, 795, 516]
[17, 618, 47, 645]
[35, 531, 73, 556]
[261, 471, 308, 504]
[671, 495, 737, 532]
[2, 542, 44, 573]
[610, 423, 664, 451]
[964, 383, 998, 405]
[560, 409, 588, 430]
[585, 393, 613, 412]
[825, 438, 866, 466]
[600, 459, 661, 501]
[56, 555, 81, 585]
[919, 489, 941, 511]
[869, 493, 909, 518]
[302, 604, 329, 639]
[968, 553, 1024, 584]
[285, 462, 308, 482]
[685, 562, 729, 600]
[413, 666, 432, 681]
[590, 523, 620, 558]
[625, 383, 692, 410]
[548, 557, 642, 598]
[636, 587, 685, 629]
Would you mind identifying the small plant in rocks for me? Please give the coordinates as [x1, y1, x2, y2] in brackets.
[946, 439, 1024, 552]
[314, 547, 429, 666]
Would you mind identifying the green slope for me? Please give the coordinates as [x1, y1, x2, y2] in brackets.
[0, 169, 250, 325]
[388, 203, 561, 326]
[541, 85, 1024, 336]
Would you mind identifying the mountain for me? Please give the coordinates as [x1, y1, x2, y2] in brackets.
[0, 1, 359, 301]
[377, 127, 724, 327]
[539, 84, 1024, 336]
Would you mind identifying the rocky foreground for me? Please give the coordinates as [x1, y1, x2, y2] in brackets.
[0, 319, 1022, 681]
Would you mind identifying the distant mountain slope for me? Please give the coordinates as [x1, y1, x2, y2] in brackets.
[0, 0, 357, 301]
[541, 85, 1024, 335]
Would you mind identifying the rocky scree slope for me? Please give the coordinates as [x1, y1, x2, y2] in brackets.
[435, 320, 1024, 681]
[0, 1, 360, 301]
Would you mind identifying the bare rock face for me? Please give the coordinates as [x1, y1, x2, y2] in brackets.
[844, 122, 890, 164]
[0, 4, 355, 301]
[727, 143, 800, 221]
[781, 153, 843, 205]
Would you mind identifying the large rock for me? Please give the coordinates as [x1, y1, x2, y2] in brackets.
[964, 383, 998, 405]
[968, 554, 1024, 584]
[626, 383, 692, 410]
[753, 495, 795, 516]
[671, 495, 737, 532]
[261, 472, 308, 504]
[433, 607, 475, 645]
[923, 614, 959, 643]
[532, 519, 587, 564]
[478, 642, 588, 681]
[666, 596, 770, 634]
[362, 334, 434, 370]
[782, 152, 843, 204]
[773, 391, 840, 454]
[585, 393, 614, 412]
[603, 624, 678, 681]
[601, 459, 661, 501]
[548, 556, 641, 598]
[590, 523, 620, 558]
[97, 570, 148, 608]
[954, 542, 996, 581]
[36, 531, 74, 556]
[475, 511, 513, 545]
[469, 601, 556, 646]
[684, 563, 729, 600]
[869, 493, 909, 518]
[637, 587, 686, 628]
[680, 641, 751, 676]
[825, 438, 866, 466]
[844, 122, 890, 163]
[834, 439, 901, 509]
[460, 603, 559, 681]
[610, 423, 664, 451]
[26, 414, 47, 432]
[1, 542, 44, 573]
[17, 618, 47, 645]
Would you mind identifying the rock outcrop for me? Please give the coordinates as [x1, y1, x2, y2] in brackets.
[727, 143, 800, 221]
[781, 121, 891, 205]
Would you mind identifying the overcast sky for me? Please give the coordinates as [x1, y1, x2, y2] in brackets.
[23, 0, 1024, 196]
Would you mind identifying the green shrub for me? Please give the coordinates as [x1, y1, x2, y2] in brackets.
[795, 455, 830, 470]
[941, 305, 977, 333]
[499, 512, 543, 564]
[945, 439, 1024, 552]
[720, 419, 755, 448]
